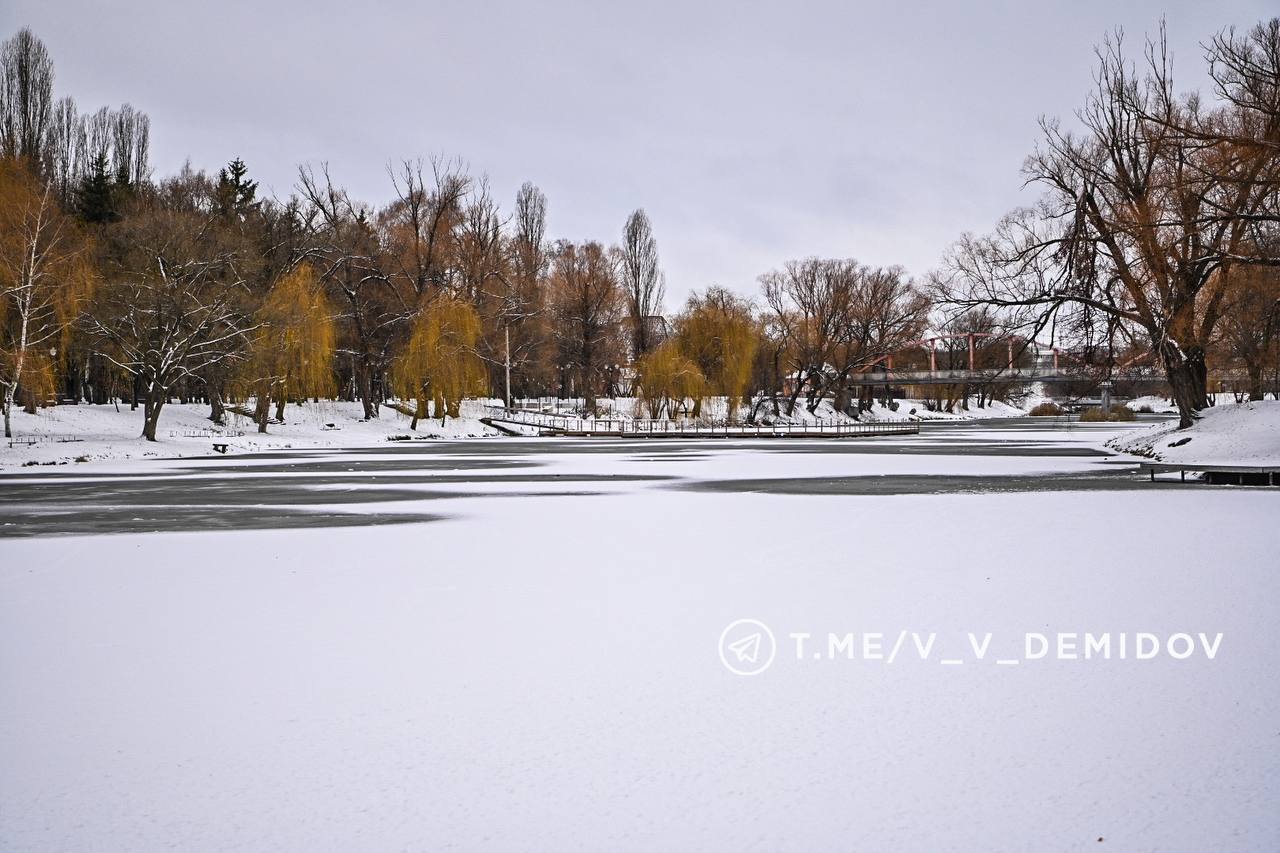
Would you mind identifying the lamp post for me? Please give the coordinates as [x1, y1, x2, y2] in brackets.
[560, 363, 573, 408]
[504, 325, 511, 410]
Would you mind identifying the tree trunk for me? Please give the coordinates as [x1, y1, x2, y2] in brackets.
[359, 360, 376, 420]
[209, 387, 225, 424]
[1246, 363, 1263, 402]
[833, 386, 852, 415]
[255, 387, 271, 434]
[2, 385, 12, 439]
[141, 387, 165, 441]
[784, 381, 802, 416]
[1160, 340, 1209, 428]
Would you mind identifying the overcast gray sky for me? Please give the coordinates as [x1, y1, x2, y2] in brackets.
[3, 0, 1273, 304]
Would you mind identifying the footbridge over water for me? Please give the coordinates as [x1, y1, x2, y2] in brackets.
[845, 334, 1238, 388]
[479, 407, 919, 439]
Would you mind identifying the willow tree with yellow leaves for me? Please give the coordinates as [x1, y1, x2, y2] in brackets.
[0, 157, 94, 438]
[635, 341, 704, 419]
[245, 264, 336, 433]
[393, 295, 485, 428]
[677, 286, 758, 422]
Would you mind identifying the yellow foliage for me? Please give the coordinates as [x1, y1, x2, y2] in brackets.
[0, 156, 94, 426]
[677, 290, 757, 421]
[635, 341, 705, 419]
[392, 294, 485, 421]
[245, 264, 337, 402]
[0, 347, 55, 402]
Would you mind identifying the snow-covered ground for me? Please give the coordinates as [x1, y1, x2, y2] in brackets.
[1110, 399, 1280, 465]
[2, 420, 1277, 850]
[0, 399, 500, 469]
[828, 397, 1031, 422]
[1125, 394, 1181, 414]
[2, 396, 1041, 470]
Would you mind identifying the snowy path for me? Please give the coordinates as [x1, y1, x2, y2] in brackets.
[2, 420, 1277, 851]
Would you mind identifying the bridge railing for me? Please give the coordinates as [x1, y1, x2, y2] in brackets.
[851, 366, 1172, 385]
[480, 406, 917, 437]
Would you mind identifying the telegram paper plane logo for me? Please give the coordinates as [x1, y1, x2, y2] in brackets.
[718, 619, 777, 676]
[728, 632, 762, 663]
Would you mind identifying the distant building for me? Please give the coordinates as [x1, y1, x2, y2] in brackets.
[623, 315, 672, 364]
[642, 315, 670, 349]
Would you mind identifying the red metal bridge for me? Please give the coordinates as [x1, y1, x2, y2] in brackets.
[849, 334, 1164, 387]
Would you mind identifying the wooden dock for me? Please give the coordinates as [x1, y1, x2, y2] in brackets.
[1138, 461, 1280, 486]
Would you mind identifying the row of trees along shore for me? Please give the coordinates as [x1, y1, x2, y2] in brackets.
[1, 20, 1278, 439]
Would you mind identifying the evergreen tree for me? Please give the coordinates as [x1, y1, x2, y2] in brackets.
[75, 152, 118, 224]
[215, 157, 258, 218]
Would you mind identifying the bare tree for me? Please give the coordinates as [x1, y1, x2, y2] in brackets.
[1207, 20, 1280, 143]
[1216, 262, 1280, 399]
[109, 104, 150, 187]
[618, 208, 665, 359]
[0, 157, 93, 437]
[763, 259, 928, 415]
[549, 240, 624, 414]
[503, 181, 550, 398]
[299, 164, 395, 419]
[382, 156, 468, 300]
[938, 21, 1280, 427]
[40, 98, 151, 209]
[0, 29, 54, 165]
[87, 180, 256, 440]
[42, 96, 80, 199]
[457, 177, 506, 304]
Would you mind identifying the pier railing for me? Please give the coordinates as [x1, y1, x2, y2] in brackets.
[480, 407, 919, 438]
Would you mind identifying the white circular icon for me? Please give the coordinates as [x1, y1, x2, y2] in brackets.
[718, 618, 777, 676]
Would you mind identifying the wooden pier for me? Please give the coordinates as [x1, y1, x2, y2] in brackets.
[480, 407, 919, 439]
[1138, 461, 1280, 486]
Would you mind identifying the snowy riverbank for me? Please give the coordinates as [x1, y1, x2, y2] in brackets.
[0, 395, 1052, 469]
[0, 400, 502, 469]
[1108, 400, 1280, 466]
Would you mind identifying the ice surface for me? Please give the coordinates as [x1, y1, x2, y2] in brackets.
[1, 419, 1277, 850]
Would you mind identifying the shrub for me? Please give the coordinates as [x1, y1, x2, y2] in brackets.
[1079, 406, 1136, 422]
[1137, 404, 1153, 413]
[1028, 401, 1064, 416]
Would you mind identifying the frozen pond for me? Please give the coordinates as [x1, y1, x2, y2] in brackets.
[2, 417, 1278, 850]
[0, 417, 1189, 538]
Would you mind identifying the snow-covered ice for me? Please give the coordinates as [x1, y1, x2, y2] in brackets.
[1, 418, 1277, 851]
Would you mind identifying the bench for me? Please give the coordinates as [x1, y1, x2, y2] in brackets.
[212, 443, 229, 454]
